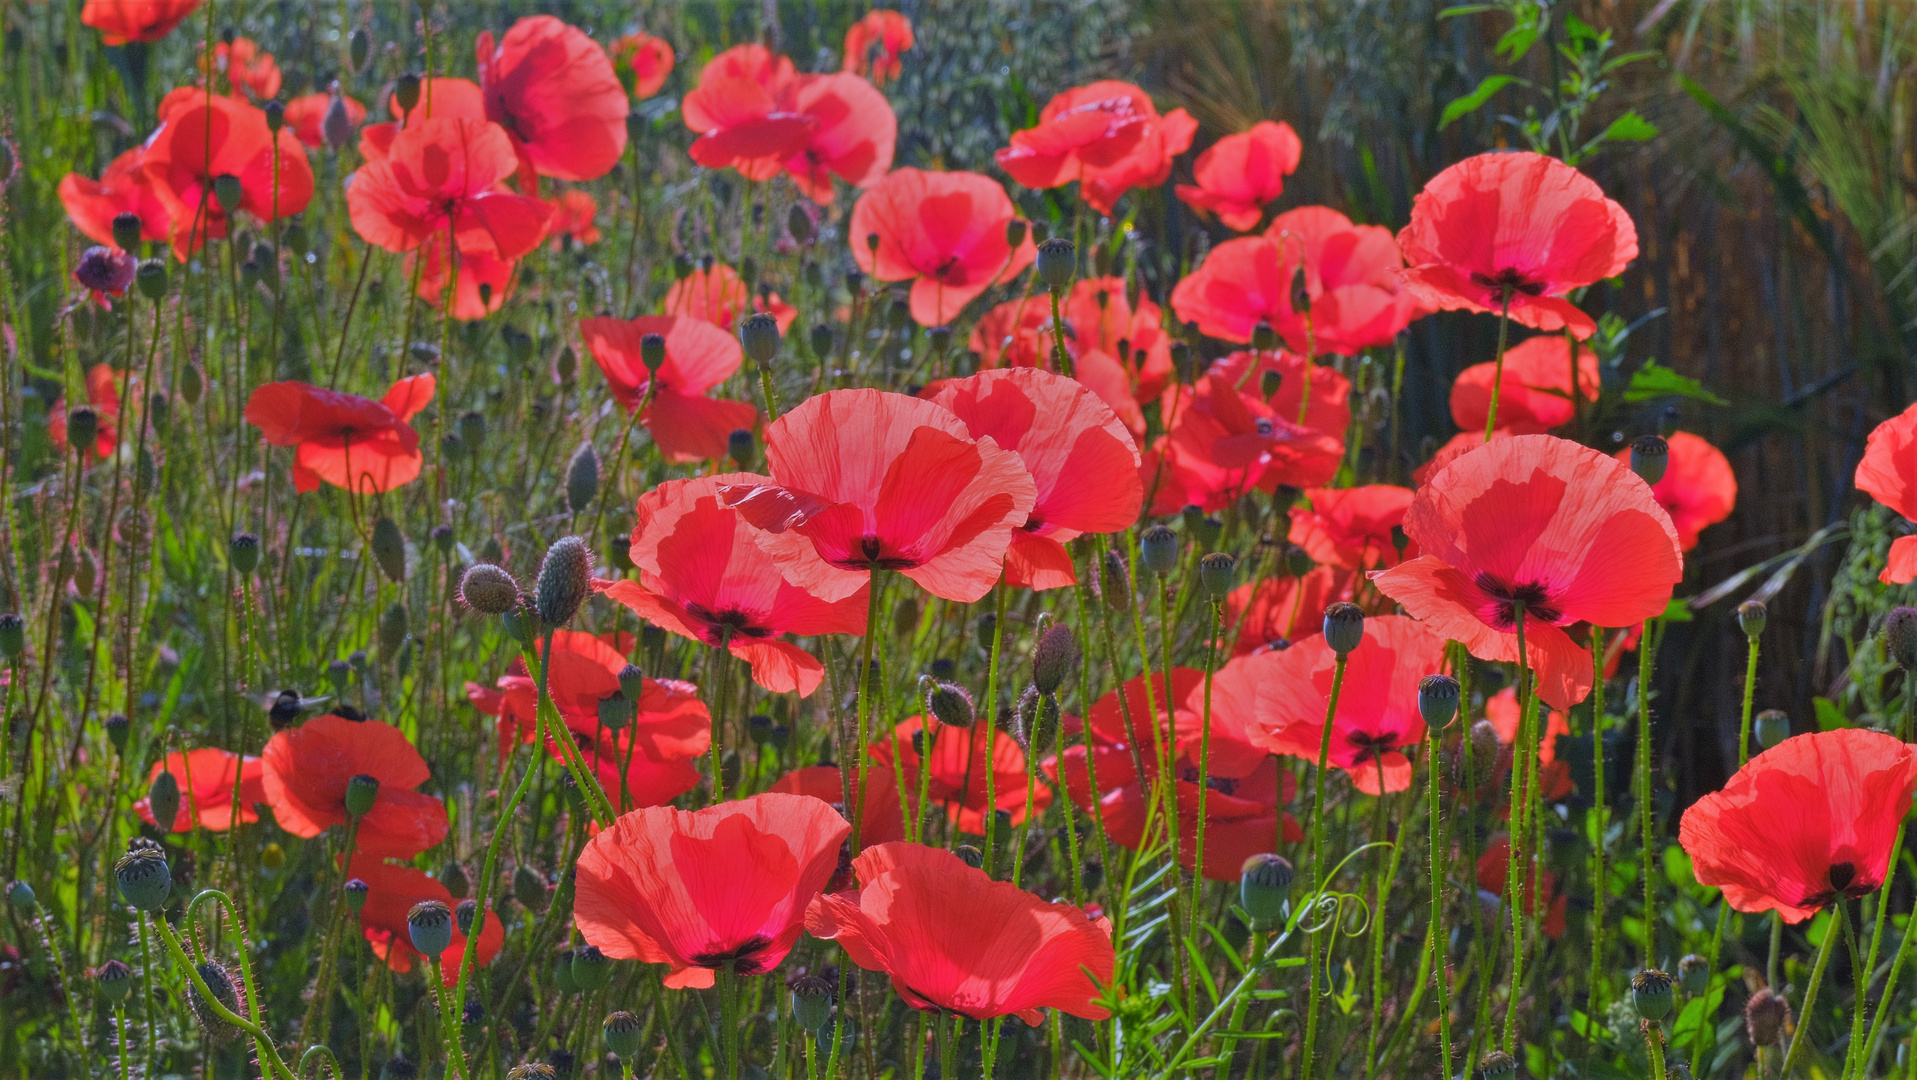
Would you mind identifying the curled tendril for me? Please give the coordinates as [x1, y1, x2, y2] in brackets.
[300, 1044, 343, 1080]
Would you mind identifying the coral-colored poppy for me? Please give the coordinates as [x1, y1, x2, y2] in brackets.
[1077, 752, 1303, 881]
[282, 91, 367, 149]
[574, 793, 851, 989]
[596, 473, 869, 696]
[1476, 835, 1567, 939]
[545, 190, 601, 246]
[1148, 373, 1342, 514]
[1084, 669, 1207, 772]
[613, 33, 675, 99]
[357, 78, 489, 163]
[1265, 206, 1420, 354]
[260, 714, 449, 858]
[663, 263, 797, 333]
[135, 749, 265, 832]
[200, 37, 281, 101]
[996, 80, 1197, 217]
[81, 0, 200, 44]
[347, 856, 505, 984]
[770, 764, 906, 847]
[1679, 728, 1917, 923]
[49, 363, 123, 460]
[346, 117, 551, 259]
[1288, 486, 1417, 571]
[244, 376, 434, 494]
[718, 389, 1038, 603]
[1450, 336, 1601, 436]
[849, 168, 1036, 326]
[1397, 151, 1638, 338]
[579, 314, 758, 464]
[1370, 434, 1682, 710]
[843, 10, 913, 86]
[413, 242, 517, 321]
[1174, 121, 1301, 231]
[1167, 350, 1353, 450]
[930, 368, 1142, 590]
[684, 45, 895, 202]
[1170, 653, 1279, 782]
[1856, 403, 1917, 584]
[971, 278, 1175, 433]
[1223, 566, 1358, 657]
[59, 147, 174, 248]
[1484, 687, 1574, 801]
[806, 841, 1116, 1022]
[477, 16, 629, 183]
[870, 715, 1051, 834]
[141, 94, 315, 258]
[1610, 431, 1736, 552]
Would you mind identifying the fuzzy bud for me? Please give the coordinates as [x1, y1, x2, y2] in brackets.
[1031, 624, 1080, 696]
[460, 563, 521, 615]
[1097, 549, 1132, 611]
[115, 846, 170, 911]
[1239, 853, 1292, 929]
[1630, 434, 1669, 486]
[188, 962, 244, 1043]
[926, 681, 976, 727]
[322, 94, 355, 150]
[565, 443, 600, 515]
[371, 516, 406, 583]
[1745, 986, 1789, 1046]
[534, 536, 593, 628]
[378, 602, 408, 655]
[1888, 606, 1917, 671]
[1418, 674, 1460, 731]
[146, 768, 182, 833]
[1139, 525, 1179, 576]
[1322, 602, 1365, 656]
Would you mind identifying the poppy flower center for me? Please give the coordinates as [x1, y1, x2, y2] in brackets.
[1347, 731, 1400, 761]
[683, 603, 774, 644]
[1469, 267, 1547, 298]
[691, 934, 774, 976]
[842, 535, 916, 572]
[1800, 860, 1870, 910]
[1473, 573, 1562, 629]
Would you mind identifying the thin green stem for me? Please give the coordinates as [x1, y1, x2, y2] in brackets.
[1483, 286, 1514, 442]
[1780, 908, 1842, 1079]
[1300, 651, 1349, 1080]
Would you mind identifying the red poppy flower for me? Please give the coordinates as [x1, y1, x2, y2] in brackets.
[1476, 835, 1567, 938]
[1170, 349, 1353, 440]
[1170, 653, 1278, 782]
[1397, 151, 1638, 338]
[770, 764, 906, 847]
[1679, 728, 1917, 923]
[81, 0, 200, 44]
[579, 314, 758, 464]
[1266, 207, 1421, 354]
[596, 473, 869, 696]
[574, 793, 851, 989]
[260, 714, 449, 858]
[718, 388, 1038, 603]
[843, 10, 914, 86]
[201, 37, 282, 101]
[347, 856, 505, 984]
[870, 715, 1051, 834]
[283, 92, 368, 149]
[357, 78, 489, 162]
[244, 375, 435, 494]
[849, 168, 1036, 326]
[663, 263, 798, 333]
[1610, 431, 1736, 552]
[613, 33, 675, 99]
[1484, 687, 1573, 801]
[996, 81, 1197, 216]
[1856, 403, 1917, 583]
[59, 147, 174, 248]
[929, 368, 1142, 590]
[135, 749, 265, 832]
[346, 117, 552, 260]
[1449, 335, 1601, 436]
[50, 363, 123, 460]
[1068, 751, 1304, 882]
[1082, 669, 1208, 773]
[546, 190, 601, 246]
[971, 278, 1175, 433]
[413, 243, 516, 321]
[476, 16, 630, 183]
[1147, 373, 1342, 514]
[806, 841, 1116, 1022]
[141, 94, 315, 258]
[1370, 434, 1682, 710]
[1175, 121, 1302, 231]
[1288, 485, 1417, 571]
[1222, 566, 1358, 657]
[684, 46, 895, 202]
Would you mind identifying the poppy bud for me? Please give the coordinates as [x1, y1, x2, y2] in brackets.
[407, 900, 453, 958]
[1465, 719, 1500, 792]
[1027, 691, 1061, 754]
[790, 975, 834, 1031]
[327, 657, 353, 694]
[112, 212, 143, 253]
[622, 106, 646, 144]
[776, 203, 813, 246]
[1032, 624, 1080, 696]
[381, 1054, 417, 1080]
[433, 862, 468, 901]
[460, 563, 520, 615]
[135, 259, 167, 300]
[604, 1011, 645, 1059]
[345, 773, 380, 818]
[378, 602, 408, 655]
[370, 516, 406, 583]
[614, 663, 646, 704]
[1239, 853, 1292, 929]
[555, 346, 577, 382]
[741, 312, 781, 367]
[955, 845, 984, 868]
[1733, 599, 1767, 641]
[1171, 341, 1198, 384]
[1630, 434, 1669, 486]
[1633, 967, 1675, 1020]
[430, 525, 454, 555]
[598, 692, 635, 731]
[1251, 321, 1278, 351]
[1754, 708, 1791, 749]
[535, 536, 593, 628]
[638, 332, 667, 373]
[607, 535, 633, 571]
[105, 713, 130, 753]
[1260, 368, 1283, 400]
[1139, 525, 1179, 576]
[571, 944, 611, 991]
[1005, 219, 1028, 249]
[727, 427, 755, 468]
[180, 362, 204, 404]
[261, 99, 284, 134]
[927, 325, 952, 357]
[395, 72, 422, 114]
[261, 842, 285, 870]
[1098, 548, 1132, 611]
[6, 879, 34, 910]
[188, 962, 244, 1044]
[115, 846, 170, 910]
[973, 612, 998, 653]
[1036, 238, 1075, 290]
[1198, 552, 1236, 601]
[1289, 265, 1311, 315]
[239, 259, 261, 289]
[1889, 607, 1917, 671]
[1477, 1051, 1518, 1080]
[349, 27, 371, 71]
[147, 769, 181, 831]
[97, 959, 132, 1003]
[565, 443, 600, 515]
[809, 323, 833, 358]
[1418, 674, 1460, 731]
[67, 407, 99, 456]
[1745, 986, 1789, 1046]
[454, 898, 477, 934]
[1323, 602, 1365, 656]
[1677, 953, 1709, 996]
[0, 612, 21, 659]
[926, 681, 975, 727]
[212, 174, 243, 214]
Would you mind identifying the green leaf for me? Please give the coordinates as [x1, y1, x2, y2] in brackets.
[1440, 75, 1517, 129]
[1814, 696, 1850, 731]
[1662, 597, 1694, 622]
[1437, 4, 1494, 16]
[1598, 110, 1659, 143]
[1625, 360, 1728, 406]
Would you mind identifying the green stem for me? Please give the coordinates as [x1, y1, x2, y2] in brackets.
[1427, 724, 1454, 1080]
[1190, 598, 1220, 937]
[1780, 908, 1842, 1079]
[851, 566, 884, 855]
[1639, 619, 1660, 966]
[1483, 286, 1514, 442]
[1045, 287, 1074, 378]
[1300, 651, 1349, 1080]
[982, 582, 1009, 871]
[1739, 635, 1761, 765]
[1503, 603, 1539, 1051]
[1585, 626, 1609, 1063]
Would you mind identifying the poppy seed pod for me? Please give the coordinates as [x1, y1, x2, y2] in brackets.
[927, 325, 952, 356]
[1418, 674, 1461, 731]
[459, 563, 520, 616]
[188, 962, 244, 1043]
[1198, 552, 1236, 601]
[114, 846, 170, 911]
[624, 108, 645, 144]
[1005, 219, 1028, 249]
[370, 516, 406, 584]
[262, 99, 285, 133]
[0, 612, 21, 658]
[455, 898, 477, 935]
[1677, 953, 1709, 996]
[791, 975, 834, 1031]
[955, 845, 984, 868]
[136, 259, 168, 300]
[571, 944, 612, 991]
[535, 536, 593, 628]
[1888, 607, 1917, 671]
[431, 525, 454, 554]
[1477, 1051, 1518, 1080]
[406, 900, 454, 958]
[321, 95, 354, 151]
[394, 73, 422, 113]
[1239, 853, 1293, 928]
[1633, 968, 1675, 1020]
[727, 428, 755, 467]
[459, 410, 487, 449]
[809, 323, 833, 359]
[343, 878, 370, 912]
[226, 532, 259, 575]
[212, 174, 243, 215]
[1284, 544, 1314, 578]
[6, 880, 34, 910]
[1754, 708, 1791, 749]
[348, 27, 371, 70]
[1323, 602, 1365, 656]
[604, 1011, 645, 1059]
[597, 692, 635, 731]
[105, 713, 130, 753]
[437, 862, 469, 901]
[1260, 369, 1283, 399]
[1630, 434, 1669, 486]
[639, 332, 667, 372]
[112, 211, 143, 253]
[1171, 341, 1198, 384]
[67, 407, 99, 456]
[1251, 321, 1278, 352]
[344, 773, 380, 818]
[514, 864, 550, 911]
[1738, 599, 1767, 640]
[1032, 624, 1080, 696]
[96, 959, 132, 1003]
[1139, 525, 1179, 576]
[378, 602, 408, 655]
[1745, 986, 1789, 1046]
[786, 203, 815, 245]
[1036, 238, 1075, 290]
[565, 443, 600, 515]
[556, 346, 577, 382]
[147, 770, 181, 832]
[617, 663, 646, 703]
[741, 312, 781, 367]
[926, 681, 976, 727]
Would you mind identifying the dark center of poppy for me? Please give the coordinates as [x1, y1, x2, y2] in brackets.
[933, 255, 963, 283]
[1473, 573, 1562, 628]
[1022, 516, 1046, 533]
[1830, 862, 1855, 893]
[1469, 267, 1548, 298]
[1255, 418, 1275, 437]
[691, 934, 774, 976]
[1347, 730, 1399, 761]
[1798, 861, 1873, 910]
[833, 534, 915, 572]
[682, 603, 774, 644]
[1260, 637, 1293, 653]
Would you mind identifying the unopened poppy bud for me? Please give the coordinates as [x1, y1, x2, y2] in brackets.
[790, 975, 834, 1031]
[727, 428, 755, 467]
[349, 27, 371, 71]
[1289, 265, 1311, 315]
[555, 346, 577, 382]
[1005, 219, 1028, 249]
[1418, 674, 1460, 730]
[96, 959, 132, 1003]
[105, 713, 129, 753]
[1239, 853, 1292, 928]
[1036, 238, 1075, 290]
[261, 842, 285, 870]
[571, 944, 611, 990]
[459, 563, 520, 615]
[514, 864, 549, 911]
[1677, 953, 1709, 995]
[597, 692, 635, 731]
[0, 612, 21, 658]
[1630, 434, 1669, 486]
[611, 663, 646, 705]
[779, 203, 813, 246]
[212, 174, 243, 214]
[1323, 602, 1365, 656]
[1889, 607, 1917, 671]
[1032, 624, 1080, 696]
[565, 443, 600, 515]
[345, 773, 380, 818]
[321, 94, 354, 150]
[370, 516, 406, 583]
[741, 312, 781, 367]
[147, 769, 181, 831]
[1282, 543, 1312, 577]
[431, 525, 454, 554]
[927, 325, 952, 357]
[975, 612, 998, 653]
[1737, 599, 1767, 640]
[638, 332, 667, 373]
[1477, 1051, 1518, 1080]
[1098, 549, 1132, 611]
[927, 681, 975, 727]
[7, 880, 34, 910]
[1745, 986, 1789, 1045]
[378, 602, 408, 655]
[343, 879, 370, 913]
[1171, 341, 1198, 384]
[1139, 525, 1179, 576]
[395, 72, 422, 113]
[115, 846, 170, 910]
[437, 862, 469, 900]
[407, 900, 453, 957]
[381, 1054, 417, 1080]
[807, 323, 834, 361]
[535, 536, 593, 627]
[136, 259, 167, 299]
[112, 211, 143, 252]
[1251, 321, 1278, 351]
[263, 99, 284, 133]
[1260, 368, 1284, 399]
[1199, 552, 1236, 601]
[188, 962, 243, 1043]
[1754, 708, 1791, 749]
[955, 845, 984, 868]
[672, 252, 695, 279]
[1633, 967, 1675, 1020]
[67, 407, 99, 456]
[604, 1010, 645, 1058]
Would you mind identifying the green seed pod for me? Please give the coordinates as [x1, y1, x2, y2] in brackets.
[378, 602, 408, 655]
[459, 410, 487, 449]
[114, 846, 170, 911]
[790, 975, 834, 1032]
[67, 407, 99, 456]
[1171, 341, 1198, 384]
[1036, 238, 1075, 290]
[1322, 602, 1365, 656]
[135, 259, 167, 300]
[741, 312, 781, 367]
[112, 211, 143, 253]
[1139, 525, 1178, 576]
[147, 770, 181, 832]
[284, 220, 310, 257]
[1239, 853, 1292, 929]
[1630, 434, 1669, 486]
[459, 563, 520, 616]
[1632, 967, 1675, 1021]
[105, 713, 130, 753]
[786, 203, 815, 244]
[0, 613, 24, 658]
[1417, 674, 1460, 731]
[262, 100, 284, 134]
[975, 612, 998, 653]
[229, 532, 260, 575]
[1677, 953, 1709, 996]
[345, 773, 380, 818]
[349, 27, 371, 72]
[1738, 599, 1767, 640]
[893, 595, 921, 639]
[604, 1010, 644, 1059]
[555, 346, 577, 383]
[1198, 552, 1236, 601]
[618, 663, 646, 703]
[726, 427, 755, 468]
[431, 525, 454, 554]
[179, 362, 204, 405]
[571, 944, 611, 991]
[535, 536, 593, 628]
[955, 845, 984, 869]
[1477, 1051, 1518, 1080]
[1005, 219, 1028, 249]
[1260, 368, 1283, 400]
[1284, 543, 1314, 577]
[406, 900, 454, 958]
[1031, 624, 1080, 697]
[212, 174, 243, 215]
[322, 95, 355, 150]
[6, 879, 34, 910]
[370, 516, 406, 583]
[394, 73, 422, 114]
[1097, 549, 1132, 611]
[565, 443, 601, 515]
[455, 898, 477, 935]
[1251, 321, 1278, 352]
[927, 324, 952, 357]
[809, 323, 833, 359]
[344, 878, 370, 912]
[1755, 709, 1791, 749]
[640, 332, 667, 372]
[597, 692, 635, 731]
[187, 962, 244, 1043]
[96, 959, 132, 1003]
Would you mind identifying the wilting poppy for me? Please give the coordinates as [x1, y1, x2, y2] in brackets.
[546, 190, 602, 246]
[260, 714, 449, 858]
[579, 314, 758, 464]
[477, 16, 630, 183]
[135, 749, 265, 832]
[1223, 566, 1358, 657]
[806, 841, 1116, 1022]
[1247, 615, 1448, 794]
[596, 473, 869, 696]
[1370, 434, 1682, 710]
[1288, 485, 1417, 571]
[49, 363, 123, 459]
[1611, 431, 1736, 552]
[614, 32, 675, 99]
[1175, 121, 1302, 231]
[345, 117, 551, 259]
[81, 0, 201, 44]
[141, 94, 315, 258]
[870, 715, 1051, 834]
[684, 45, 895, 202]
[347, 856, 505, 984]
[1476, 835, 1567, 939]
[574, 793, 851, 988]
[200, 37, 281, 101]
[59, 147, 173, 248]
[1449, 335, 1601, 436]
[844, 10, 913, 86]
[1148, 373, 1342, 514]
[996, 80, 1197, 216]
[244, 376, 435, 494]
[663, 263, 797, 333]
[849, 168, 1035, 326]
[770, 764, 907, 847]
[74, 246, 137, 308]
[1484, 687, 1573, 801]
[1679, 728, 1917, 923]
[1857, 403, 1917, 584]
[929, 368, 1142, 590]
[971, 277, 1175, 433]
[283, 91, 368, 149]
[718, 389, 1038, 603]
[1397, 151, 1637, 338]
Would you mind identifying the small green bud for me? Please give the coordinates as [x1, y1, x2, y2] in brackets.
[229, 532, 260, 575]
[791, 975, 834, 1031]
[187, 962, 244, 1044]
[378, 602, 408, 655]
[370, 516, 406, 583]
[1250, 321, 1278, 351]
[926, 681, 975, 728]
[212, 174, 243, 215]
[1031, 624, 1080, 697]
[1239, 853, 1292, 929]
[565, 443, 600, 515]
[1888, 606, 1917, 671]
[639, 332, 666, 372]
[459, 563, 520, 615]
[147, 769, 181, 831]
[0, 613, 25, 658]
[1755, 709, 1791, 749]
[1630, 434, 1669, 486]
[345, 773, 380, 818]
[135, 260, 167, 300]
[1738, 599, 1767, 640]
[395, 73, 422, 114]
